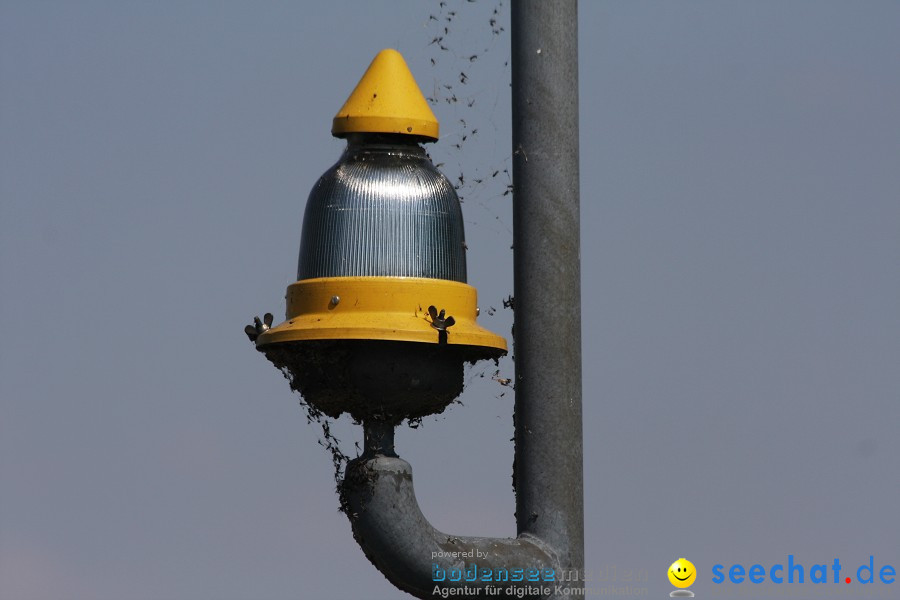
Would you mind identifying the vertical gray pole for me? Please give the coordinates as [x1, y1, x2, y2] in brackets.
[511, 0, 584, 592]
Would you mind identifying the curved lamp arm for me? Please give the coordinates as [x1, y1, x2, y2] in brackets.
[339, 422, 558, 599]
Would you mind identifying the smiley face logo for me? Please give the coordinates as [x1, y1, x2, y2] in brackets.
[668, 558, 697, 588]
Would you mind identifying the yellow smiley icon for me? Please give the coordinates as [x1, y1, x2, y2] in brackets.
[668, 558, 697, 588]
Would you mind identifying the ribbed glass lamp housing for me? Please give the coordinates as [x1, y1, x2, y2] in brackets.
[297, 135, 467, 282]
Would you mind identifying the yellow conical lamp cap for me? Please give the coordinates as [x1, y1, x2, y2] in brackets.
[332, 49, 439, 141]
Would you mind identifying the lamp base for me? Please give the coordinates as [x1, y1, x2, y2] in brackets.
[261, 340, 480, 423]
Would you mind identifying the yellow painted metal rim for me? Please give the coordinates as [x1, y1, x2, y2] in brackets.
[256, 277, 507, 352]
[332, 115, 439, 140]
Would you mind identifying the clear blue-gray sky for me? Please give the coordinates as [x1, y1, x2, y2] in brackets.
[1, 1, 898, 599]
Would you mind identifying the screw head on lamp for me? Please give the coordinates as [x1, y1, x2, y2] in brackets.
[251, 49, 506, 423]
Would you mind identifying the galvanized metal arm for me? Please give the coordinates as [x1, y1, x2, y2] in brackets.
[340, 422, 559, 598]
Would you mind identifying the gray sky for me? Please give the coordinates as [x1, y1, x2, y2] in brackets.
[1, 1, 898, 599]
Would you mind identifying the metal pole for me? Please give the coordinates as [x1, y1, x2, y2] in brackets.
[511, 0, 584, 592]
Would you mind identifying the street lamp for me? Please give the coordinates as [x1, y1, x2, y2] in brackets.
[248, 49, 506, 426]
[248, 3, 583, 594]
